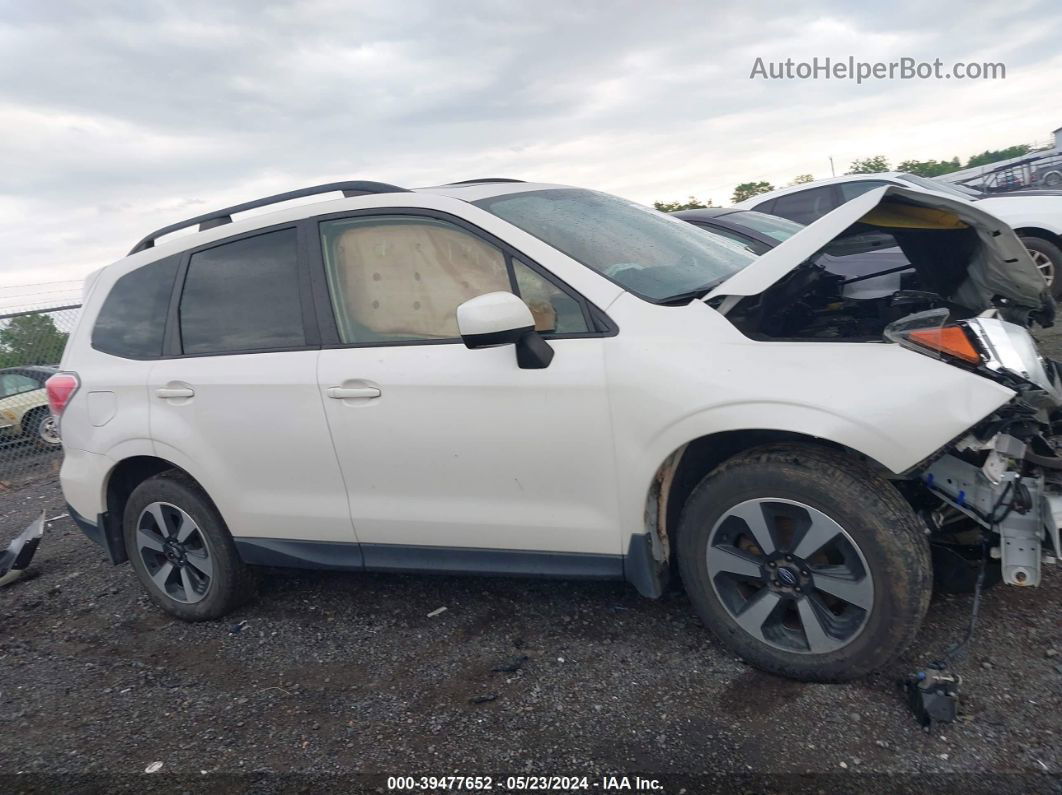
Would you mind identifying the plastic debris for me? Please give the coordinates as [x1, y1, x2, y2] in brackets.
[491, 655, 529, 673]
[426, 606, 447, 618]
[0, 512, 45, 588]
[469, 694, 497, 704]
[903, 669, 961, 732]
[145, 761, 163, 773]
[229, 620, 248, 634]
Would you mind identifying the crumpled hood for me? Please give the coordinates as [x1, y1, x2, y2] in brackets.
[705, 185, 1047, 311]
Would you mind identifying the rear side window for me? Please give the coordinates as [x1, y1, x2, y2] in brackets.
[179, 229, 305, 355]
[92, 255, 179, 358]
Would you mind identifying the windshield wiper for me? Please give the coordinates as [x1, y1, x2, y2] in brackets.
[658, 276, 729, 304]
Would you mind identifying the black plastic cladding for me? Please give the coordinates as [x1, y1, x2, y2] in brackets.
[128, 181, 411, 255]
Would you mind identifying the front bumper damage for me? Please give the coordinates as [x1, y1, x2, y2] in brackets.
[923, 430, 1061, 587]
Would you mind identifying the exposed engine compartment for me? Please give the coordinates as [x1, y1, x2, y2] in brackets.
[720, 218, 1055, 340]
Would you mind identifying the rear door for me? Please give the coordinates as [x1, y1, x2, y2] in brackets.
[147, 226, 356, 547]
[312, 210, 622, 568]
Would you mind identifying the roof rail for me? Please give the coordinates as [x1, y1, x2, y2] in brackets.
[128, 180, 411, 255]
[446, 178, 527, 185]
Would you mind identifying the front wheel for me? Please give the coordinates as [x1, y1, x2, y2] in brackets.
[1021, 236, 1062, 297]
[676, 445, 932, 682]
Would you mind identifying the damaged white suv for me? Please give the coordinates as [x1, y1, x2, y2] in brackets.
[52, 179, 1060, 681]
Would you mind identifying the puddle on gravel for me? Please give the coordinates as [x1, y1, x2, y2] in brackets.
[715, 669, 808, 716]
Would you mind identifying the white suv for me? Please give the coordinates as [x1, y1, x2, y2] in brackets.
[51, 179, 1061, 681]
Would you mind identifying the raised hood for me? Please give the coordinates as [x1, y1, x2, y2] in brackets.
[705, 185, 1047, 311]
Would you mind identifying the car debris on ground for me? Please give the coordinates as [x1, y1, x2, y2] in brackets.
[0, 511, 44, 587]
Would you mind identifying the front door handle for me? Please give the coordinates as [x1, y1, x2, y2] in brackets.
[327, 386, 381, 400]
[156, 386, 195, 399]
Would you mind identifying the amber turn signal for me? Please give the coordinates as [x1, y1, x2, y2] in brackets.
[905, 326, 982, 365]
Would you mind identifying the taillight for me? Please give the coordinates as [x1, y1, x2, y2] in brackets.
[45, 372, 79, 416]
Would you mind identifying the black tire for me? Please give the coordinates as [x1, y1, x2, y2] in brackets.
[1021, 236, 1062, 297]
[26, 408, 61, 449]
[676, 444, 932, 682]
[123, 470, 255, 620]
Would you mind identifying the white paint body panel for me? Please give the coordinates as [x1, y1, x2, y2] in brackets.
[317, 338, 619, 554]
[147, 352, 357, 544]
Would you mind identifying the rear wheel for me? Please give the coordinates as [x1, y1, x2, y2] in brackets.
[676, 444, 932, 681]
[123, 471, 255, 620]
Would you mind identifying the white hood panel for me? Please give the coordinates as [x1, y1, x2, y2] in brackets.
[705, 185, 1047, 310]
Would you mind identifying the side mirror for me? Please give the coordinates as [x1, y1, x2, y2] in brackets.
[456, 292, 554, 369]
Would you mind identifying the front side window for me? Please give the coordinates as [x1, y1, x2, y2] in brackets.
[92, 255, 179, 358]
[319, 216, 589, 344]
[179, 229, 304, 355]
[839, 181, 885, 201]
[770, 186, 837, 225]
[474, 189, 753, 302]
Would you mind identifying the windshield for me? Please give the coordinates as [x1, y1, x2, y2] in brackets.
[732, 210, 803, 243]
[899, 173, 983, 199]
[474, 188, 754, 301]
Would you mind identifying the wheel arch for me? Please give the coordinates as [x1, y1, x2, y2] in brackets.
[20, 403, 50, 435]
[642, 429, 894, 570]
[100, 455, 211, 564]
[1014, 226, 1062, 248]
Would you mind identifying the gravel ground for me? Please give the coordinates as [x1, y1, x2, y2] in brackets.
[0, 470, 1058, 793]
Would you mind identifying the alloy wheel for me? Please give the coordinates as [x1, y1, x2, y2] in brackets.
[706, 498, 874, 654]
[1029, 248, 1055, 286]
[136, 502, 213, 604]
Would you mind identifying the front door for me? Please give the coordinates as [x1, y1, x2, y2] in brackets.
[313, 212, 620, 566]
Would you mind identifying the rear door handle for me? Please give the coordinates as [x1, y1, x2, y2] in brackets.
[327, 386, 381, 400]
[156, 387, 195, 399]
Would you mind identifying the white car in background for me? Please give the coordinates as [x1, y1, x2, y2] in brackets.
[735, 172, 1062, 294]
[50, 178, 1060, 682]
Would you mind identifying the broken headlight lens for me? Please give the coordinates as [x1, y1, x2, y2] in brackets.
[962, 317, 1062, 399]
[885, 312, 1062, 402]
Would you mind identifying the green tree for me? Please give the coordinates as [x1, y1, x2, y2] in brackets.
[731, 181, 775, 203]
[653, 195, 715, 212]
[0, 313, 69, 368]
[896, 157, 961, 177]
[790, 174, 814, 185]
[847, 155, 890, 174]
[966, 145, 1031, 168]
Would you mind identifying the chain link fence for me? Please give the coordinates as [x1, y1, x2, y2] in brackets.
[0, 303, 80, 485]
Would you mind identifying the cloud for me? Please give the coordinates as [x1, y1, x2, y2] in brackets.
[0, 0, 1060, 292]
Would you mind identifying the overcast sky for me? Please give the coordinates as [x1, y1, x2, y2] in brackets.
[1, 0, 1060, 306]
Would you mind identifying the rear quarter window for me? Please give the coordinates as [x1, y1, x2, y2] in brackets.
[91, 255, 180, 359]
